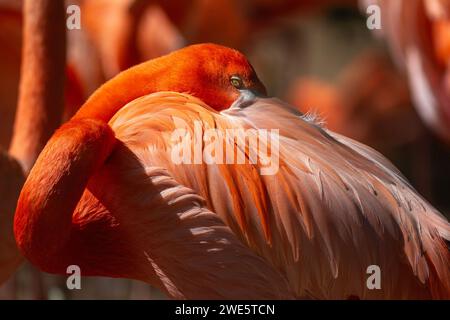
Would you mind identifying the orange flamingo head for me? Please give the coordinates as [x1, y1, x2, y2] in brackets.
[172, 43, 267, 110]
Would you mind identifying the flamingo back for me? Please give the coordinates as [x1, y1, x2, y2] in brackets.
[109, 91, 450, 299]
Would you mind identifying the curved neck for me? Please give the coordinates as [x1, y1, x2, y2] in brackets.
[14, 119, 116, 268]
[9, 0, 66, 174]
[73, 57, 173, 122]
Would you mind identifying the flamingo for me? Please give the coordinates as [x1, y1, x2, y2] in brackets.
[0, 0, 65, 291]
[0, 0, 105, 132]
[8, 0, 66, 173]
[361, 0, 450, 141]
[14, 44, 450, 299]
[81, 0, 184, 79]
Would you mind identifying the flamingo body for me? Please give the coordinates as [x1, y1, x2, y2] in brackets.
[108, 92, 450, 299]
[15, 91, 450, 299]
[13, 44, 450, 299]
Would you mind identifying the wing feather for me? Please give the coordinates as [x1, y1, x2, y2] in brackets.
[109, 92, 450, 299]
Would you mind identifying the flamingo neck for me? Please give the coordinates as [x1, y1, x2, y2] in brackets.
[14, 118, 117, 269]
[72, 55, 182, 122]
[9, 0, 66, 174]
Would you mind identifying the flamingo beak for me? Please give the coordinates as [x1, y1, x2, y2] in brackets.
[252, 80, 268, 97]
[240, 78, 268, 106]
[230, 88, 264, 109]
[229, 78, 267, 110]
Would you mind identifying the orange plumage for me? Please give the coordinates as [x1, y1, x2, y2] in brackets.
[0, 0, 66, 288]
[13, 44, 450, 299]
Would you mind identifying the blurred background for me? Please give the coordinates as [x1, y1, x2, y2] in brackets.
[1, 0, 450, 299]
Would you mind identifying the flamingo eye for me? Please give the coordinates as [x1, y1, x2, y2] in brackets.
[230, 75, 244, 89]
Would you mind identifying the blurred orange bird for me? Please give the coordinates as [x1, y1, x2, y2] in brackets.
[81, 0, 184, 79]
[363, 0, 450, 140]
[14, 44, 450, 299]
[0, 0, 65, 285]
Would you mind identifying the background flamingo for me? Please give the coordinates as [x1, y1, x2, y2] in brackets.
[0, 0, 65, 299]
[14, 44, 450, 299]
[362, 0, 450, 141]
[0, 0, 100, 148]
